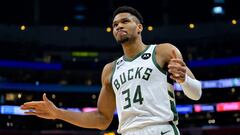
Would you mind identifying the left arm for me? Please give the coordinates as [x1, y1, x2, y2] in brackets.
[156, 43, 202, 100]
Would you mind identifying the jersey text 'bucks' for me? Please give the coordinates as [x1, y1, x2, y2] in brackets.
[111, 45, 178, 134]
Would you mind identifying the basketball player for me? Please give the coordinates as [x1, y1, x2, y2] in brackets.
[21, 6, 202, 135]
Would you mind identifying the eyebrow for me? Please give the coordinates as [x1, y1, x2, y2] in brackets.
[112, 17, 130, 25]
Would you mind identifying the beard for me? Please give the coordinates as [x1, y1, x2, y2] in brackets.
[117, 37, 130, 44]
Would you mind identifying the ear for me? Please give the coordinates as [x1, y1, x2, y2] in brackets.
[137, 24, 143, 34]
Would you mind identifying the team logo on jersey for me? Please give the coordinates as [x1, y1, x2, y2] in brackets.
[141, 53, 151, 60]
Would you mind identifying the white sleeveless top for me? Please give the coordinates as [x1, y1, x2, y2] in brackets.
[111, 45, 178, 134]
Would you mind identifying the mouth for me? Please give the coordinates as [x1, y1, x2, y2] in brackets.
[117, 30, 127, 36]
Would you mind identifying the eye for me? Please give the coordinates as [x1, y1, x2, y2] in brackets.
[122, 19, 129, 23]
[112, 23, 118, 28]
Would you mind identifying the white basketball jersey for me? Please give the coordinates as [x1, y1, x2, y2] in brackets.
[111, 45, 178, 134]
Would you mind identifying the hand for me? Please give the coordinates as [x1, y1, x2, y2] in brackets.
[168, 49, 187, 83]
[20, 93, 60, 120]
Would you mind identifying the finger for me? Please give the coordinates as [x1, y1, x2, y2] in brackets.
[24, 111, 53, 119]
[170, 59, 186, 66]
[24, 111, 37, 116]
[20, 105, 35, 110]
[173, 72, 185, 78]
[21, 107, 46, 115]
[22, 102, 44, 109]
[168, 63, 186, 71]
[24, 111, 47, 116]
[43, 93, 50, 102]
[169, 68, 185, 77]
[168, 65, 186, 73]
[170, 75, 179, 82]
[169, 70, 185, 78]
[23, 101, 44, 106]
[24, 102, 48, 109]
[171, 71, 185, 77]
[171, 49, 178, 59]
[20, 105, 41, 111]
[170, 75, 185, 83]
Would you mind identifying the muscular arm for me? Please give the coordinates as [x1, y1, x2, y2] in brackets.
[155, 43, 202, 100]
[56, 63, 116, 130]
[155, 43, 194, 78]
[21, 62, 116, 130]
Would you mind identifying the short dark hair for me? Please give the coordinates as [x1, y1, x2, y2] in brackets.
[113, 6, 143, 24]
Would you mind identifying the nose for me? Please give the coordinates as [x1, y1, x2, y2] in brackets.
[116, 23, 124, 31]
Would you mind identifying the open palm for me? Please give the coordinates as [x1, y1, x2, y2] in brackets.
[20, 93, 59, 120]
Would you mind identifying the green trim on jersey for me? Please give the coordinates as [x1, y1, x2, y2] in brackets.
[169, 121, 179, 135]
[168, 91, 174, 99]
[170, 100, 179, 121]
[123, 45, 150, 62]
[168, 86, 179, 122]
[110, 60, 117, 86]
[152, 45, 167, 75]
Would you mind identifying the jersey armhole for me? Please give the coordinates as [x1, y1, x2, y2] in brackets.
[152, 45, 167, 75]
[110, 60, 117, 86]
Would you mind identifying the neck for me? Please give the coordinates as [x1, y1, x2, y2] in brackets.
[121, 38, 146, 59]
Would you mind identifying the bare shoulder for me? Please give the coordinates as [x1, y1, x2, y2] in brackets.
[156, 43, 178, 53]
[103, 61, 115, 72]
[154, 43, 183, 66]
[156, 43, 183, 59]
[102, 61, 115, 76]
[101, 61, 115, 85]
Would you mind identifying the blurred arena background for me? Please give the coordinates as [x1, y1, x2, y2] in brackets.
[0, 0, 240, 135]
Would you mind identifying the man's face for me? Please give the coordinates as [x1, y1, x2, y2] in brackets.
[112, 13, 142, 44]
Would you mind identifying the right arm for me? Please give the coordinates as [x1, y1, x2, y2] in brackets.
[21, 62, 116, 130]
[156, 43, 202, 100]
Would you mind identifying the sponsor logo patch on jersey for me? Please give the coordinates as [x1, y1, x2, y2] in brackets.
[141, 53, 151, 60]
